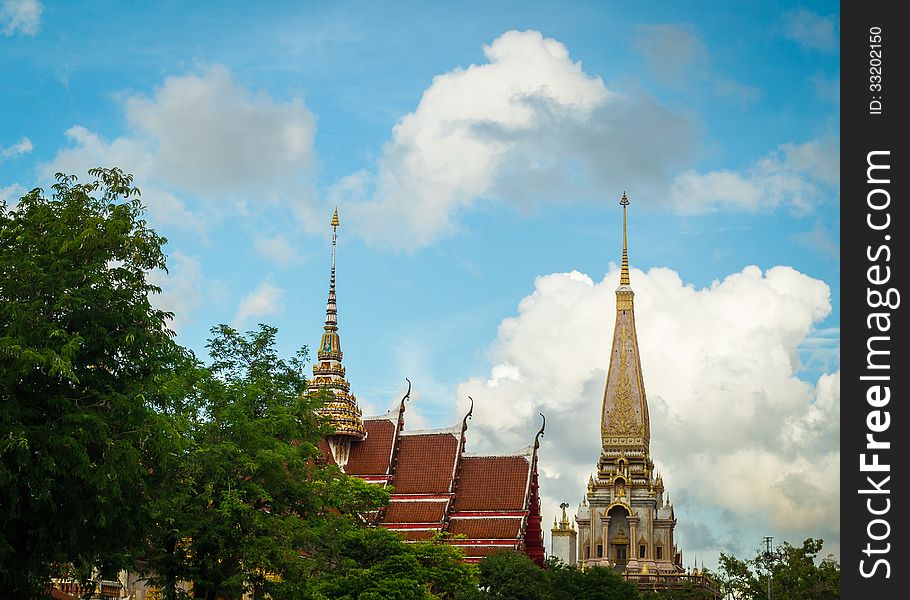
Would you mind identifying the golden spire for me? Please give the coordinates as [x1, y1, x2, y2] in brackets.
[600, 192, 649, 455]
[620, 192, 630, 286]
[308, 208, 366, 464]
[326, 208, 339, 329]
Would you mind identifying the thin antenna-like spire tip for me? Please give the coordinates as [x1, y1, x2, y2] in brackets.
[619, 192, 631, 286]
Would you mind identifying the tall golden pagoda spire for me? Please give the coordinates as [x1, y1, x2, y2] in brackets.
[308, 208, 366, 469]
[600, 193, 650, 452]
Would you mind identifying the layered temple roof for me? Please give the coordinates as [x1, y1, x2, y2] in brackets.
[308, 210, 546, 565]
[343, 393, 546, 564]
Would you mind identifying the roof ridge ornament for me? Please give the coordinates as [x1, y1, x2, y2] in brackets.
[534, 412, 546, 451]
[399, 378, 412, 414]
[395, 377, 411, 432]
[461, 397, 474, 434]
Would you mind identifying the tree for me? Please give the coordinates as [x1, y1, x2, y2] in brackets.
[716, 538, 839, 600]
[477, 551, 549, 600]
[0, 170, 188, 598]
[143, 324, 392, 600]
[765, 539, 839, 600]
[552, 563, 639, 600]
[304, 528, 479, 600]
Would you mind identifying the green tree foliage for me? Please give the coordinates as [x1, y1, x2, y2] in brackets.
[307, 528, 479, 600]
[639, 583, 714, 600]
[478, 551, 549, 600]
[717, 538, 839, 600]
[478, 553, 641, 600]
[143, 324, 392, 600]
[548, 559, 640, 600]
[0, 170, 189, 598]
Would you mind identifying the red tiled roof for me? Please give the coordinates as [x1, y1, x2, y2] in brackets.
[449, 517, 522, 540]
[318, 438, 337, 466]
[384, 500, 448, 524]
[391, 433, 459, 494]
[452, 456, 530, 511]
[346, 418, 396, 476]
[395, 529, 441, 541]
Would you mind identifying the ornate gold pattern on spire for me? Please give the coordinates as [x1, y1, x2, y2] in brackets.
[603, 325, 639, 437]
[308, 209, 366, 447]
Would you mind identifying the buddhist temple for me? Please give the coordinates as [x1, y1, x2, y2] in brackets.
[309, 210, 546, 566]
[552, 194, 685, 576]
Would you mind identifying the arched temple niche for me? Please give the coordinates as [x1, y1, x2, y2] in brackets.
[606, 504, 631, 566]
[613, 475, 627, 500]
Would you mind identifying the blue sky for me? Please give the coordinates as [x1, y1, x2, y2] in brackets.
[2, 0, 839, 570]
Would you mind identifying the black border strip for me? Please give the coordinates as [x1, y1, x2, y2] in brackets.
[841, 1, 907, 596]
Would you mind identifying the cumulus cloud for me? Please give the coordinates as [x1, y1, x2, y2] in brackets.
[1, 0, 42, 36]
[341, 30, 695, 249]
[233, 279, 286, 328]
[124, 65, 316, 196]
[455, 264, 838, 560]
[1, 136, 33, 161]
[40, 65, 318, 230]
[666, 137, 839, 213]
[783, 9, 838, 52]
[339, 29, 828, 249]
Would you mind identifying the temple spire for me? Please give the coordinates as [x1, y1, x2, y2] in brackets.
[601, 192, 649, 452]
[620, 192, 630, 286]
[308, 208, 366, 469]
[326, 208, 339, 328]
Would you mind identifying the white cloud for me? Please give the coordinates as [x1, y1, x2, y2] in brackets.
[342, 30, 695, 249]
[782, 136, 839, 186]
[124, 65, 315, 197]
[233, 279, 286, 328]
[146, 252, 213, 334]
[254, 234, 303, 266]
[1, 136, 33, 161]
[0, 183, 25, 207]
[455, 264, 837, 560]
[666, 137, 838, 213]
[340, 29, 827, 249]
[783, 9, 838, 52]
[41, 65, 319, 230]
[1, 0, 42, 36]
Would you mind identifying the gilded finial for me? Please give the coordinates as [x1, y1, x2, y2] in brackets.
[619, 192, 630, 286]
[331, 207, 340, 228]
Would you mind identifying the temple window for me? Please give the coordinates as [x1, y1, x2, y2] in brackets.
[656, 546, 663, 560]
[597, 544, 603, 558]
[639, 544, 646, 558]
